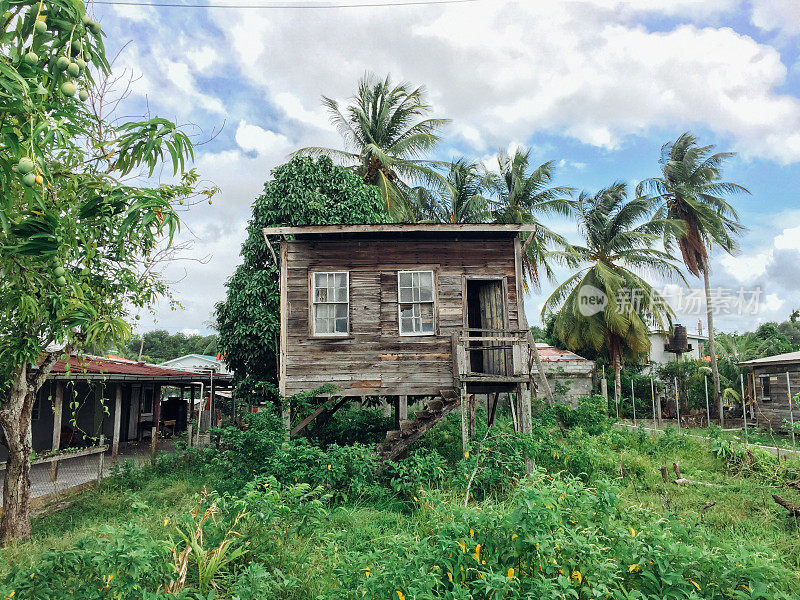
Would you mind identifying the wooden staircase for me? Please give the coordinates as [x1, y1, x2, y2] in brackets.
[377, 389, 460, 461]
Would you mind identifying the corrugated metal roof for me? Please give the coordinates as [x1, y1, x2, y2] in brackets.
[738, 351, 800, 367]
[51, 355, 195, 377]
[535, 343, 591, 362]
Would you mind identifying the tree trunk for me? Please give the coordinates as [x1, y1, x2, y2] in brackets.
[614, 358, 622, 419]
[0, 365, 34, 544]
[702, 265, 723, 427]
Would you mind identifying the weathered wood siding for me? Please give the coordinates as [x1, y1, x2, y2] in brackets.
[281, 235, 520, 397]
[752, 365, 800, 429]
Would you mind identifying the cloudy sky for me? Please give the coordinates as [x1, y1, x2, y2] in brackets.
[90, 0, 800, 337]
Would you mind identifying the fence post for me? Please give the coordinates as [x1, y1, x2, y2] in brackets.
[187, 423, 193, 448]
[674, 377, 680, 430]
[650, 377, 657, 431]
[151, 426, 157, 464]
[787, 372, 796, 451]
[97, 435, 105, 483]
[704, 376, 710, 428]
[631, 380, 637, 427]
[740, 373, 748, 444]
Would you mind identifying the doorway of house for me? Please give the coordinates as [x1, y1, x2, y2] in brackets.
[466, 279, 509, 375]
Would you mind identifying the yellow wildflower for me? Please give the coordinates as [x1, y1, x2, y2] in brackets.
[470, 529, 475, 538]
[473, 544, 481, 561]
[477, 572, 484, 579]
[741, 584, 750, 592]
[413, 496, 418, 502]
[507, 567, 515, 578]
[397, 592, 405, 600]
[628, 564, 640, 573]
[365, 568, 370, 578]
[511, 534, 518, 540]
[464, 451, 469, 459]
[690, 580, 700, 590]
[630, 527, 636, 538]
[163, 518, 169, 527]
[9, 592, 15, 598]
[327, 464, 331, 470]
[447, 572, 453, 582]
[572, 570, 582, 584]
[458, 540, 466, 552]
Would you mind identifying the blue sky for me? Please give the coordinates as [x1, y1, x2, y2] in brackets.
[90, 0, 800, 336]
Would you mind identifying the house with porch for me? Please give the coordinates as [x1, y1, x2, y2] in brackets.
[21, 355, 232, 462]
[739, 351, 800, 430]
[264, 223, 544, 459]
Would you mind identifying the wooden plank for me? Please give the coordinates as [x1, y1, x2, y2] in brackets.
[279, 239, 288, 398]
[266, 224, 537, 236]
[112, 383, 122, 460]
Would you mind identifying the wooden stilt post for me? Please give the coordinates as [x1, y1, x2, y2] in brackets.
[674, 377, 680, 430]
[468, 393, 476, 438]
[112, 383, 122, 461]
[50, 381, 63, 482]
[460, 384, 469, 457]
[398, 395, 408, 422]
[151, 385, 162, 462]
[518, 382, 534, 475]
[631, 379, 637, 427]
[741, 373, 748, 444]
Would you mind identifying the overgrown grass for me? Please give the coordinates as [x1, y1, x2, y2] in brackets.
[2, 401, 800, 598]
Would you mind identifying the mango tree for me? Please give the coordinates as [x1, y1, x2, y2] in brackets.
[0, 0, 209, 543]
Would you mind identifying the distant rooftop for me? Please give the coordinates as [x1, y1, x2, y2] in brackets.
[738, 351, 800, 367]
[535, 343, 591, 362]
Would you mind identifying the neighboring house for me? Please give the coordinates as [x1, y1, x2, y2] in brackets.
[264, 223, 540, 458]
[159, 353, 230, 375]
[739, 351, 800, 430]
[19, 355, 230, 462]
[534, 343, 595, 406]
[647, 325, 708, 365]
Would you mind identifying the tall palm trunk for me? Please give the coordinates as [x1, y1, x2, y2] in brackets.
[613, 353, 622, 419]
[702, 263, 723, 427]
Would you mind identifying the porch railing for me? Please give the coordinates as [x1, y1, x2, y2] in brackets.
[452, 329, 531, 383]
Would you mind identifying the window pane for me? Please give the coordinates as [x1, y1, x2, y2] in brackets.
[399, 272, 412, 287]
[334, 273, 347, 301]
[419, 272, 433, 301]
[420, 302, 434, 332]
[399, 287, 413, 303]
[335, 303, 348, 319]
[400, 304, 414, 319]
[334, 318, 348, 333]
[400, 317, 413, 333]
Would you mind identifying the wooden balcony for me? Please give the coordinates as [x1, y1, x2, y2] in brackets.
[452, 329, 532, 388]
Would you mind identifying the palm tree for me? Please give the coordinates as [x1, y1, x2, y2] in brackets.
[542, 183, 684, 413]
[637, 132, 749, 426]
[486, 147, 575, 404]
[297, 73, 450, 218]
[411, 158, 490, 223]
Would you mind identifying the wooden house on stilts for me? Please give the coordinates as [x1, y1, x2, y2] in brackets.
[263, 223, 543, 459]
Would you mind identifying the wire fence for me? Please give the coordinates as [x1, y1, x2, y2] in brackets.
[0, 435, 185, 505]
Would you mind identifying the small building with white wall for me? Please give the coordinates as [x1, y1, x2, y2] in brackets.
[647, 326, 708, 365]
[534, 343, 595, 405]
[158, 353, 231, 375]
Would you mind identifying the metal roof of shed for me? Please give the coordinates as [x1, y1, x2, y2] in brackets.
[738, 351, 800, 367]
[43, 355, 232, 383]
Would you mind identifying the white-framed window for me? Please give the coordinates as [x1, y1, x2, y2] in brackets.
[312, 271, 349, 336]
[398, 270, 435, 335]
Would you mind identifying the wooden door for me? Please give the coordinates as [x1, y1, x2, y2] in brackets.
[478, 280, 507, 375]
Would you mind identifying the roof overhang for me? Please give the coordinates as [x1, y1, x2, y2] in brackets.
[47, 373, 234, 384]
[263, 223, 537, 238]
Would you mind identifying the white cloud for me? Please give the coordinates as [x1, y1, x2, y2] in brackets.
[720, 250, 773, 282]
[204, 2, 800, 163]
[181, 328, 200, 336]
[764, 293, 785, 313]
[234, 121, 291, 156]
[775, 224, 800, 251]
[751, 0, 800, 37]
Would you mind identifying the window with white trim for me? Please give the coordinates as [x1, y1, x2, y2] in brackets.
[312, 272, 349, 335]
[398, 270, 435, 335]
